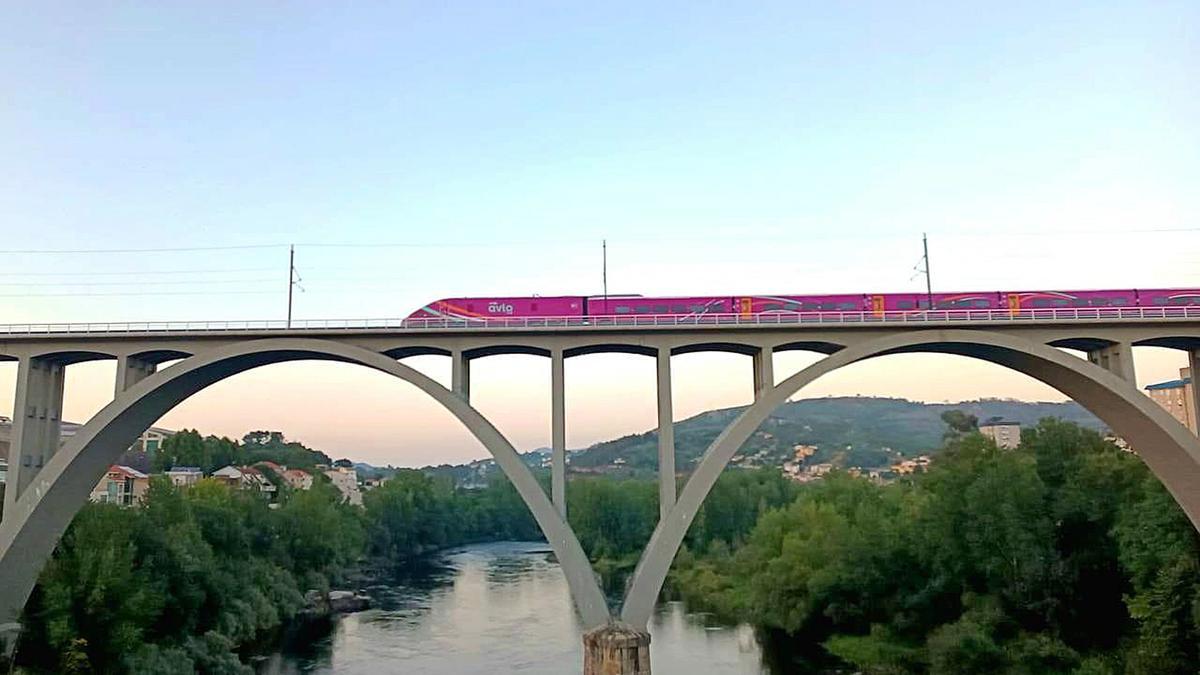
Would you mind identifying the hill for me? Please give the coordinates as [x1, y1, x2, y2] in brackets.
[566, 396, 1103, 475]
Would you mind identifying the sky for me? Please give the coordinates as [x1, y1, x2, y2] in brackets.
[0, 2, 1197, 466]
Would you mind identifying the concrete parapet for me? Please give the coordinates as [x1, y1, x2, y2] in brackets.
[583, 622, 651, 675]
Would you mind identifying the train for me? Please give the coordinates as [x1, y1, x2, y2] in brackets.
[406, 288, 1200, 320]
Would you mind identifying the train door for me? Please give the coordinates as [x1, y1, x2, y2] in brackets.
[738, 297, 753, 318]
[1007, 293, 1020, 316]
[869, 295, 885, 317]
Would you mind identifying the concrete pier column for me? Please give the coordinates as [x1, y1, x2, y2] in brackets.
[1088, 342, 1135, 382]
[1187, 350, 1199, 436]
[551, 349, 566, 518]
[583, 623, 651, 675]
[752, 347, 774, 401]
[114, 354, 156, 395]
[451, 350, 471, 401]
[655, 349, 675, 520]
[5, 357, 65, 514]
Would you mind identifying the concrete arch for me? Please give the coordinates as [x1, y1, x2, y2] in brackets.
[0, 338, 610, 632]
[381, 346, 451, 359]
[771, 340, 845, 355]
[564, 343, 657, 358]
[27, 350, 116, 365]
[620, 328, 1200, 628]
[671, 342, 760, 356]
[130, 349, 194, 363]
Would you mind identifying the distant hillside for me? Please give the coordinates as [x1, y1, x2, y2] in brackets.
[568, 396, 1104, 474]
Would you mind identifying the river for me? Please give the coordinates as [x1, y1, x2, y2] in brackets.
[253, 541, 769, 674]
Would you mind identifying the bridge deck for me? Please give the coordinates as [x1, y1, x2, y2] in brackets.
[1, 308, 1199, 340]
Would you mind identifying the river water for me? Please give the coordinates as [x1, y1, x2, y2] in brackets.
[254, 541, 769, 674]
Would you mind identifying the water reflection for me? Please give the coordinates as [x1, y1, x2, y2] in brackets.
[255, 542, 767, 674]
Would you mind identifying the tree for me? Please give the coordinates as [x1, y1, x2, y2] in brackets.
[940, 410, 978, 439]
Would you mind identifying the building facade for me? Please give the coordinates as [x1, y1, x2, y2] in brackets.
[89, 465, 150, 506]
[324, 466, 363, 506]
[1145, 367, 1196, 434]
[979, 420, 1022, 449]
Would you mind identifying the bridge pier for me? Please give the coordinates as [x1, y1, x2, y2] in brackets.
[1088, 342, 1135, 382]
[551, 348, 567, 517]
[1189, 350, 1200, 436]
[5, 356, 65, 515]
[655, 349, 675, 520]
[583, 623, 651, 675]
[451, 350, 471, 400]
[752, 348, 774, 400]
[114, 354, 156, 395]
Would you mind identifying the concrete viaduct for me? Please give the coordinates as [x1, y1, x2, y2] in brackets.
[1, 313, 1199, 672]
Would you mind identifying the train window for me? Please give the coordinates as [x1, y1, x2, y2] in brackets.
[839, 302, 857, 311]
[615, 306, 632, 314]
[897, 300, 914, 309]
[690, 304, 707, 313]
[635, 305, 652, 314]
[1169, 297, 1194, 306]
[1031, 299, 1050, 308]
[653, 304, 668, 313]
[712, 302, 727, 312]
[671, 304, 687, 313]
[1091, 298, 1110, 307]
[1112, 298, 1129, 306]
[762, 303, 782, 311]
[974, 299, 990, 308]
[1053, 299, 1069, 307]
[1151, 297, 1167, 306]
[802, 302, 820, 311]
[1071, 298, 1089, 307]
[784, 302, 800, 311]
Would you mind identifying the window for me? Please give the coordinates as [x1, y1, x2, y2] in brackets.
[1151, 297, 1167, 306]
[1112, 298, 1129, 306]
[838, 302, 857, 311]
[1032, 299, 1050, 308]
[671, 304, 687, 313]
[897, 300, 914, 309]
[802, 302, 820, 311]
[690, 304, 707, 313]
[146, 439, 160, 453]
[1091, 298, 1110, 307]
[653, 304, 668, 313]
[762, 303, 782, 312]
[635, 305, 652, 314]
[711, 302, 727, 312]
[784, 302, 800, 311]
[615, 306, 632, 314]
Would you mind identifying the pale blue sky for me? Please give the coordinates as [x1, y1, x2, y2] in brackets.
[0, 2, 1197, 465]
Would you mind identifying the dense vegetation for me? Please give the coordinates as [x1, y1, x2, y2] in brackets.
[16, 416, 1200, 675]
[670, 420, 1200, 674]
[15, 470, 539, 674]
[151, 430, 334, 474]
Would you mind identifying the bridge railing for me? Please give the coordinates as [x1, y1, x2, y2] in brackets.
[2, 306, 1200, 335]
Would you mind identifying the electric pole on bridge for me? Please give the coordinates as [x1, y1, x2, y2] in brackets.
[602, 239, 608, 314]
[287, 245, 303, 328]
[922, 232, 933, 310]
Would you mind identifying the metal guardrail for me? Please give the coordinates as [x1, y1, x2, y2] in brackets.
[1, 307, 1200, 335]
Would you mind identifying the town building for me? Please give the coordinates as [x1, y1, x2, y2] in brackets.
[281, 468, 314, 490]
[1145, 367, 1196, 434]
[979, 419, 1021, 449]
[324, 466, 363, 506]
[165, 466, 203, 488]
[89, 465, 150, 506]
[212, 465, 277, 496]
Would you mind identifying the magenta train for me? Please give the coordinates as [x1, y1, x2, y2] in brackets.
[407, 288, 1200, 320]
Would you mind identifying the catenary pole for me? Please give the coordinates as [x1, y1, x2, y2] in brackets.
[923, 233, 933, 310]
[287, 245, 295, 328]
[602, 239, 608, 314]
